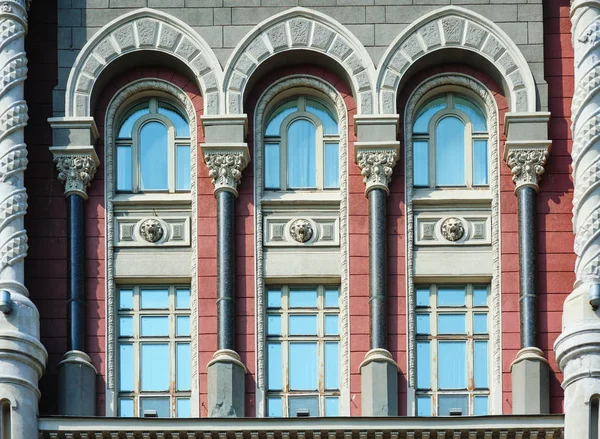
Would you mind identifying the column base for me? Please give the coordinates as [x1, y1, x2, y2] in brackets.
[510, 347, 550, 414]
[207, 349, 247, 417]
[58, 350, 97, 416]
[359, 349, 399, 416]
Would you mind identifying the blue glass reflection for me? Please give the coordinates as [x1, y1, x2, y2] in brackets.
[474, 341, 488, 388]
[473, 140, 489, 185]
[267, 342, 282, 390]
[119, 344, 133, 391]
[306, 98, 338, 134]
[177, 343, 191, 391]
[324, 142, 339, 188]
[176, 145, 191, 191]
[289, 342, 317, 390]
[289, 315, 317, 335]
[140, 121, 169, 190]
[158, 104, 190, 137]
[416, 341, 430, 389]
[325, 342, 339, 389]
[287, 119, 316, 188]
[141, 343, 169, 391]
[454, 96, 486, 132]
[414, 97, 446, 133]
[118, 106, 150, 138]
[116, 145, 132, 191]
[436, 116, 465, 186]
[413, 140, 429, 187]
[438, 341, 466, 389]
[266, 100, 297, 136]
[265, 143, 281, 189]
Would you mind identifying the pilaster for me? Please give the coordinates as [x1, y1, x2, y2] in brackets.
[0, 1, 48, 437]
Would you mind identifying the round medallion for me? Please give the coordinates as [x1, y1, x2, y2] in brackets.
[139, 218, 164, 243]
[441, 217, 465, 242]
[289, 219, 314, 243]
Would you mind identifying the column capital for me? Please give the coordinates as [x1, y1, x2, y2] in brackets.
[0, 0, 29, 28]
[355, 144, 399, 196]
[504, 142, 551, 192]
[202, 144, 250, 197]
[50, 146, 99, 200]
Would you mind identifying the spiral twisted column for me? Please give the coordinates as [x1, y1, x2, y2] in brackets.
[555, 2, 600, 437]
[0, 1, 48, 437]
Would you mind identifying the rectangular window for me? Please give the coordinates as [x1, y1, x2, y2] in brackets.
[415, 284, 490, 416]
[266, 285, 340, 417]
[117, 286, 191, 418]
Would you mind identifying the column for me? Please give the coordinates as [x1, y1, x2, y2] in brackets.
[504, 114, 552, 414]
[354, 116, 400, 416]
[0, 0, 48, 437]
[49, 118, 99, 416]
[555, 1, 600, 436]
[201, 115, 249, 417]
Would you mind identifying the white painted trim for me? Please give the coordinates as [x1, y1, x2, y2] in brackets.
[377, 5, 537, 114]
[64, 8, 223, 118]
[223, 7, 376, 115]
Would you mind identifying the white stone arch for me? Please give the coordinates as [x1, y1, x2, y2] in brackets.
[223, 7, 376, 115]
[377, 6, 537, 114]
[64, 8, 223, 117]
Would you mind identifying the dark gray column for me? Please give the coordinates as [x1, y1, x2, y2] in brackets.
[369, 188, 388, 350]
[517, 185, 537, 349]
[217, 189, 236, 351]
[68, 194, 86, 352]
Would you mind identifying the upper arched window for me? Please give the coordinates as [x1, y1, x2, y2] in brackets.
[413, 94, 488, 188]
[264, 96, 339, 191]
[116, 98, 191, 193]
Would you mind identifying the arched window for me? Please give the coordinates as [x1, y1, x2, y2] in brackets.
[264, 96, 339, 191]
[116, 98, 191, 193]
[413, 94, 488, 188]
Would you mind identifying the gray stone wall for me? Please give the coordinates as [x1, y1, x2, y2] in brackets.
[54, 0, 545, 115]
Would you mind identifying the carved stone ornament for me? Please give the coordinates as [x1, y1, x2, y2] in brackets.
[356, 150, 398, 194]
[289, 218, 314, 243]
[441, 217, 465, 242]
[205, 152, 248, 196]
[506, 148, 548, 191]
[139, 218, 164, 243]
[54, 155, 98, 199]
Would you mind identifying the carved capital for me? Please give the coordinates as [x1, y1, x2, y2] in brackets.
[356, 149, 398, 195]
[50, 146, 99, 199]
[505, 147, 549, 192]
[0, 0, 28, 27]
[201, 143, 250, 197]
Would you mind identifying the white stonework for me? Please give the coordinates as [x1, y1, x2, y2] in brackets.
[64, 8, 222, 118]
[203, 148, 250, 197]
[355, 149, 398, 195]
[0, 1, 47, 438]
[223, 7, 376, 115]
[51, 147, 99, 200]
[377, 6, 537, 115]
[504, 146, 549, 193]
[555, 2, 600, 437]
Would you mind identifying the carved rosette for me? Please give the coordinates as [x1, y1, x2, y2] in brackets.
[505, 148, 548, 192]
[204, 152, 248, 197]
[356, 150, 398, 195]
[54, 155, 98, 199]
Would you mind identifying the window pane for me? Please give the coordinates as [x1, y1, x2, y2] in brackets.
[413, 140, 429, 187]
[287, 119, 316, 188]
[438, 314, 466, 334]
[437, 286, 466, 306]
[473, 286, 488, 306]
[288, 396, 319, 417]
[176, 288, 190, 309]
[325, 397, 339, 416]
[416, 286, 430, 307]
[268, 288, 282, 308]
[474, 395, 489, 415]
[119, 344, 134, 391]
[416, 341, 430, 389]
[325, 342, 339, 389]
[438, 394, 468, 416]
[473, 140, 488, 185]
[140, 121, 169, 190]
[289, 342, 317, 390]
[140, 316, 169, 336]
[158, 103, 190, 137]
[416, 395, 431, 416]
[436, 116, 465, 186]
[268, 397, 283, 417]
[120, 289, 133, 309]
[289, 288, 317, 308]
[116, 145, 132, 191]
[289, 315, 317, 335]
[267, 342, 282, 390]
[141, 343, 169, 391]
[416, 314, 430, 334]
[265, 143, 281, 189]
[118, 105, 150, 138]
[176, 343, 191, 391]
[414, 97, 446, 133]
[325, 315, 339, 335]
[267, 315, 281, 336]
[306, 98, 338, 134]
[140, 397, 170, 418]
[454, 96, 486, 132]
[176, 145, 191, 190]
[474, 341, 488, 388]
[119, 398, 134, 417]
[474, 313, 488, 334]
[120, 316, 133, 337]
[266, 100, 297, 136]
[176, 316, 190, 336]
[140, 289, 169, 309]
[325, 287, 339, 307]
[324, 142, 340, 189]
[438, 341, 466, 389]
[177, 398, 191, 418]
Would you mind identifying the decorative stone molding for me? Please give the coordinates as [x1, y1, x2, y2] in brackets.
[52, 150, 99, 199]
[289, 219, 313, 243]
[415, 213, 490, 246]
[223, 7, 376, 115]
[203, 148, 249, 197]
[505, 147, 549, 192]
[207, 349, 248, 373]
[356, 149, 398, 195]
[264, 213, 338, 247]
[377, 6, 536, 114]
[138, 218, 164, 243]
[64, 8, 222, 118]
[358, 348, 400, 371]
[0, 0, 28, 28]
[441, 217, 465, 242]
[116, 214, 190, 248]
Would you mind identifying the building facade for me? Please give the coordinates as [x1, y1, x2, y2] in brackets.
[0, 0, 589, 437]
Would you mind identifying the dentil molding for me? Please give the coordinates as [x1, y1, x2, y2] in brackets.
[50, 146, 99, 199]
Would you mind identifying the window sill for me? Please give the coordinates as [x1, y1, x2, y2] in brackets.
[112, 193, 192, 206]
[412, 188, 492, 205]
[262, 190, 341, 206]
